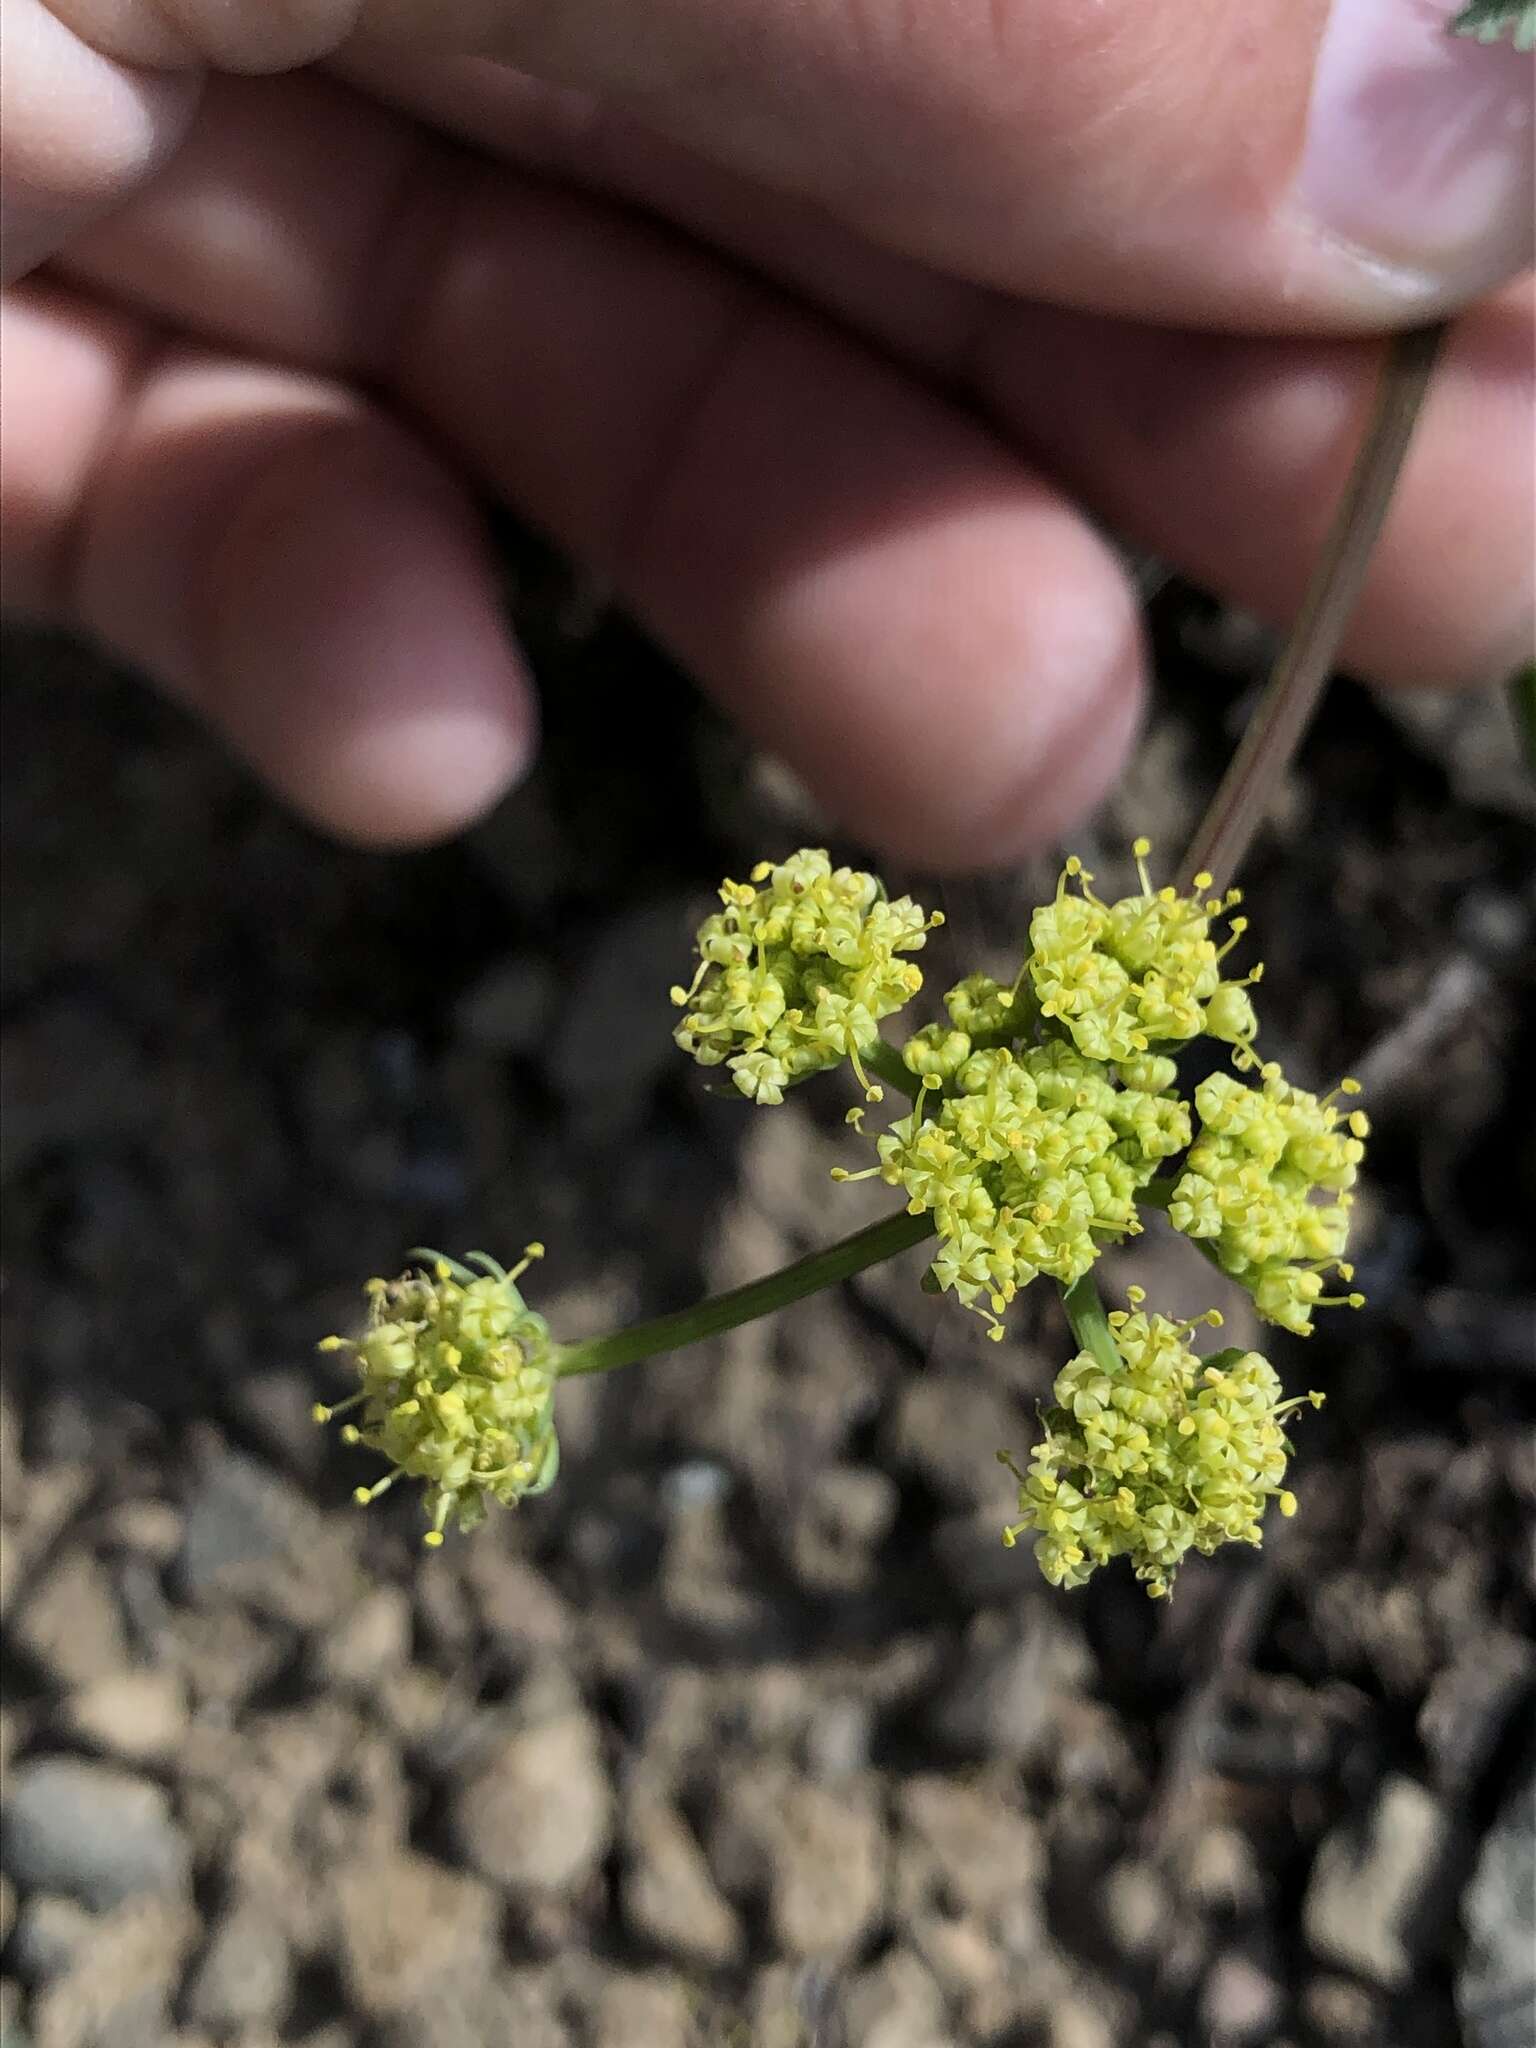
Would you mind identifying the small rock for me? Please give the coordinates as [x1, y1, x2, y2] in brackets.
[841, 1951, 952, 2048]
[1303, 1775, 1450, 1990]
[1301, 1976, 1385, 2044]
[786, 1464, 898, 1596]
[804, 1697, 872, 1781]
[1101, 1860, 1170, 1962]
[1419, 1632, 1536, 1800]
[930, 1611, 1092, 1763]
[1457, 1766, 1536, 2048]
[1202, 1951, 1284, 2046]
[334, 1850, 498, 2019]
[710, 1763, 885, 1959]
[1181, 1827, 1263, 1916]
[932, 1506, 1037, 1609]
[96, 1501, 184, 1565]
[449, 1710, 612, 1897]
[309, 1586, 411, 1692]
[28, 1892, 196, 2048]
[372, 1967, 566, 2048]
[1, 1758, 189, 1910]
[460, 1551, 574, 1661]
[622, 1781, 743, 1970]
[896, 1773, 1045, 1925]
[61, 1670, 187, 1765]
[888, 1369, 1026, 1510]
[0, 1976, 23, 2048]
[8, 1895, 94, 1987]
[589, 1972, 692, 2048]
[183, 1903, 293, 2031]
[11, 1549, 129, 1689]
[177, 1451, 356, 1628]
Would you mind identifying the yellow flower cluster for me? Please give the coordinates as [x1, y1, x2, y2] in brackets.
[1169, 1067, 1367, 1335]
[671, 848, 942, 1104]
[314, 1249, 559, 1544]
[1027, 841, 1260, 1064]
[869, 1041, 1190, 1334]
[1003, 1296, 1324, 1597]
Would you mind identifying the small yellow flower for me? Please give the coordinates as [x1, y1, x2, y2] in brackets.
[672, 848, 939, 1102]
[1002, 1306, 1323, 1598]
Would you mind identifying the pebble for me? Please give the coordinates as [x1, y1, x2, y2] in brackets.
[901, 1769, 1048, 1925]
[8, 1894, 94, 1987]
[1201, 1950, 1285, 2045]
[930, 1611, 1092, 1763]
[334, 1850, 498, 2019]
[841, 1950, 953, 2048]
[27, 1892, 197, 2048]
[449, 1710, 612, 1896]
[1457, 1765, 1536, 2048]
[1, 1757, 189, 1911]
[182, 1902, 293, 2031]
[371, 1968, 567, 2048]
[1418, 1631, 1536, 1800]
[589, 1973, 693, 2048]
[622, 1780, 743, 1970]
[710, 1763, 885, 1959]
[61, 1669, 188, 1766]
[309, 1586, 412, 1692]
[10, 1550, 129, 1690]
[1303, 1774, 1449, 1990]
[785, 1464, 898, 1596]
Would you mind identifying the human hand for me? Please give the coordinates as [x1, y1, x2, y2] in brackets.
[3, 0, 1531, 865]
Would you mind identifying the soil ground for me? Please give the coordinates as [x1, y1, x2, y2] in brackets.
[2, 562, 1533, 2048]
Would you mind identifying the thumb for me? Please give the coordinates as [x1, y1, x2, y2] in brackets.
[8, 0, 1532, 318]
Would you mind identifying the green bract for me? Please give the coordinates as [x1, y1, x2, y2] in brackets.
[315, 1248, 559, 1545]
[1001, 1295, 1324, 1599]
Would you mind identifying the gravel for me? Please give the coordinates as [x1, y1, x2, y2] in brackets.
[0, 1761, 189, 1913]
[3, 613, 1532, 2045]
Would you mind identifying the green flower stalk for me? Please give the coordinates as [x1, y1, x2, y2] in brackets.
[316, 838, 1363, 1594]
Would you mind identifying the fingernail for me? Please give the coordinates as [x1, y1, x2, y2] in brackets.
[1299, 0, 1534, 298]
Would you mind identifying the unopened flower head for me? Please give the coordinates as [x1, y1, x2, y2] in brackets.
[1169, 1065, 1368, 1335]
[1002, 1294, 1324, 1597]
[671, 848, 941, 1104]
[315, 1247, 559, 1544]
[1027, 840, 1261, 1065]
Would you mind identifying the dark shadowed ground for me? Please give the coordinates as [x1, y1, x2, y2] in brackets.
[2, 553, 1534, 2048]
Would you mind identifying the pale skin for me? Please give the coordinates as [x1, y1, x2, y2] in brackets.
[2, 0, 1532, 864]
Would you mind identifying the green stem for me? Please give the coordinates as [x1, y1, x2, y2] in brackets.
[556, 1207, 936, 1378]
[863, 1038, 919, 1098]
[1059, 1270, 1122, 1377]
